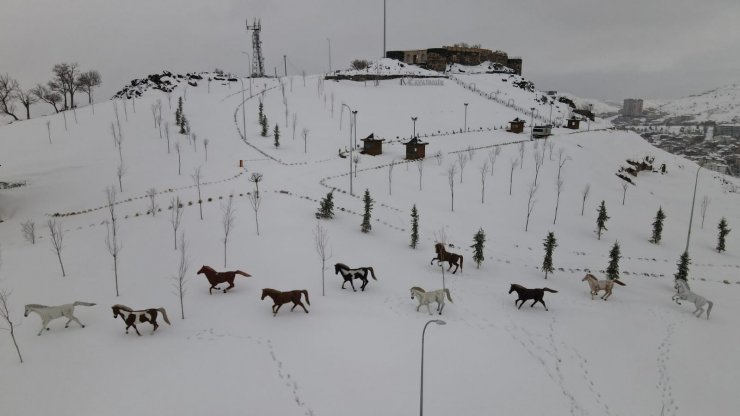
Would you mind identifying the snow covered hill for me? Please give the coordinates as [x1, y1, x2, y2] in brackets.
[1, 69, 739, 416]
[645, 84, 740, 124]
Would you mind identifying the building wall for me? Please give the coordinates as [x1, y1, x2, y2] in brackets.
[387, 46, 522, 74]
[714, 125, 740, 138]
[623, 99, 644, 117]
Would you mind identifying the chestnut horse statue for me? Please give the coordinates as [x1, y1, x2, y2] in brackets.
[197, 265, 252, 294]
[431, 243, 463, 274]
[261, 288, 310, 316]
[111, 304, 170, 336]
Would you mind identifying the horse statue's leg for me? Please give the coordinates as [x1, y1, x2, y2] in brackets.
[438, 300, 445, 315]
[273, 303, 283, 316]
[291, 300, 309, 313]
[64, 315, 85, 329]
[360, 277, 368, 291]
[426, 302, 433, 316]
[38, 319, 50, 336]
[224, 279, 235, 293]
[539, 299, 549, 311]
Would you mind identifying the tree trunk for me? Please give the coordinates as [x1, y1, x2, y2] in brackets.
[10, 323, 23, 363]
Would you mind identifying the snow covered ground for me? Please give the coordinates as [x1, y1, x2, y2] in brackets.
[1, 69, 739, 416]
[645, 84, 740, 124]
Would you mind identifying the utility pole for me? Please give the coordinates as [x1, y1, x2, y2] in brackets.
[283, 55, 287, 77]
[383, 0, 387, 58]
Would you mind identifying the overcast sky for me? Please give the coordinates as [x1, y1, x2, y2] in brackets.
[2, 0, 739, 104]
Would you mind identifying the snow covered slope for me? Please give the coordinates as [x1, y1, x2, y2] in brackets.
[1, 72, 739, 416]
[645, 84, 740, 124]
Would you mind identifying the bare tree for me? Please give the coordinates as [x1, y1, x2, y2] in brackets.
[105, 186, 122, 296]
[700, 195, 710, 228]
[302, 128, 309, 153]
[146, 188, 158, 216]
[519, 142, 526, 169]
[457, 153, 469, 183]
[532, 148, 545, 187]
[548, 141, 555, 161]
[416, 158, 424, 191]
[466, 145, 475, 161]
[76, 70, 101, 106]
[32, 84, 62, 114]
[166, 91, 172, 109]
[525, 182, 538, 231]
[447, 163, 458, 212]
[16, 87, 38, 119]
[47, 219, 66, 277]
[433, 150, 444, 166]
[170, 197, 184, 250]
[116, 162, 126, 192]
[388, 160, 396, 195]
[248, 192, 262, 236]
[21, 220, 36, 244]
[0, 73, 20, 121]
[52, 63, 81, 109]
[581, 183, 591, 216]
[0, 287, 23, 363]
[191, 167, 204, 220]
[172, 232, 189, 319]
[175, 142, 182, 175]
[222, 197, 236, 267]
[554, 176, 564, 224]
[203, 138, 209, 162]
[621, 181, 629, 205]
[164, 122, 171, 153]
[292, 113, 298, 140]
[480, 161, 490, 204]
[509, 158, 518, 195]
[248, 172, 263, 199]
[488, 147, 501, 177]
[46, 120, 52, 144]
[313, 221, 332, 296]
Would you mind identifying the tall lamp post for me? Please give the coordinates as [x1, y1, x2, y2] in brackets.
[240, 78, 246, 140]
[530, 107, 536, 140]
[463, 103, 469, 132]
[685, 160, 703, 253]
[241, 51, 253, 96]
[549, 102, 554, 125]
[411, 116, 418, 138]
[342, 104, 355, 195]
[420, 319, 446, 416]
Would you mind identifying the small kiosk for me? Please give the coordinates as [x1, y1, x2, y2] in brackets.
[403, 137, 428, 160]
[360, 133, 385, 156]
[566, 117, 581, 130]
[507, 118, 525, 133]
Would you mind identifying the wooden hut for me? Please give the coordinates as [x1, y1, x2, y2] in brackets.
[403, 137, 428, 160]
[507, 118, 525, 133]
[566, 117, 581, 129]
[360, 133, 384, 156]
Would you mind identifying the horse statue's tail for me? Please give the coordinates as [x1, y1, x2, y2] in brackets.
[613, 279, 627, 286]
[444, 288, 454, 303]
[73, 301, 97, 307]
[301, 290, 311, 306]
[706, 301, 714, 320]
[235, 270, 252, 277]
[543, 288, 558, 293]
[367, 267, 377, 280]
[157, 308, 171, 325]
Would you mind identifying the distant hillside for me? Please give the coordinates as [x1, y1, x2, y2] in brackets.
[644, 84, 740, 124]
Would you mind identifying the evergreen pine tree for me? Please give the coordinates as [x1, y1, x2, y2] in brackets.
[650, 206, 666, 244]
[179, 114, 188, 134]
[471, 227, 486, 268]
[258, 100, 264, 124]
[606, 241, 621, 280]
[674, 250, 690, 281]
[175, 97, 182, 127]
[315, 191, 335, 219]
[596, 200, 609, 240]
[410, 204, 419, 249]
[717, 217, 731, 252]
[361, 189, 373, 233]
[542, 231, 557, 279]
[260, 115, 268, 137]
[274, 124, 280, 148]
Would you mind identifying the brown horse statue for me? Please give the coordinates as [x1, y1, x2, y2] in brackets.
[430, 243, 463, 274]
[261, 288, 310, 316]
[197, 265, 252, 294]
[111, 304, 171, 336]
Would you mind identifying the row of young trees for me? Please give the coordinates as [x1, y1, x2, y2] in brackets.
[0, 64, 101, 121]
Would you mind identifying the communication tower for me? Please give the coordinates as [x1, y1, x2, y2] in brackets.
[246, 18, 265, 77]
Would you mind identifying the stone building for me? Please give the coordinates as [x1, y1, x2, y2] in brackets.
[622, 99, 644, 117]
[714, 124, 740, 139]
[386, 46, 522, 75]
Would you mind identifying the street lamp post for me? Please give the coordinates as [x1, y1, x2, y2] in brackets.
[530, 107, 536, 140]
[549, 102, 554, 125]
[241, 51, 253, 96]
[463, 103, 469, 132]
[420, 319, 446, 416]
[685, 161, 703, 253]
[240, 78, 246, 140]
[411, 116, 418, 138]
[342, 104, 355, 195]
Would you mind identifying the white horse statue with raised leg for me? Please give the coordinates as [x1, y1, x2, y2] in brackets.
[410, 286, 453, 315]
[673, 280, 713, 320]
[24, 301, 96, 335]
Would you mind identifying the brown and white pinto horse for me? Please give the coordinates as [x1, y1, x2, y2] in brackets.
[430, 243, 463, 274]
[111, 304, 171, 336]
[334, 262, 378, 291]
[197, 265, 252, 294]
[261, 288, 310, 316]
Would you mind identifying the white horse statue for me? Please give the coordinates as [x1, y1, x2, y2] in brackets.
[24, 301, 96, 336]
[581, 273, 626, 301]
[410, 286, 453, 315]
[673, 280, 713, 319]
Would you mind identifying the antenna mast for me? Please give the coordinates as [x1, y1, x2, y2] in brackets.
[246, 18, 265, 77]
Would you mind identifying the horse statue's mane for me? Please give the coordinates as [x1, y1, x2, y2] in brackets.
[335, 262, 349, 270]
[112, 304, 134, 312]
[199, 265, 216, 273]
[510, 283, 525, 290]
[24, 303, 47, 308]
[410, 286, 426, 293]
